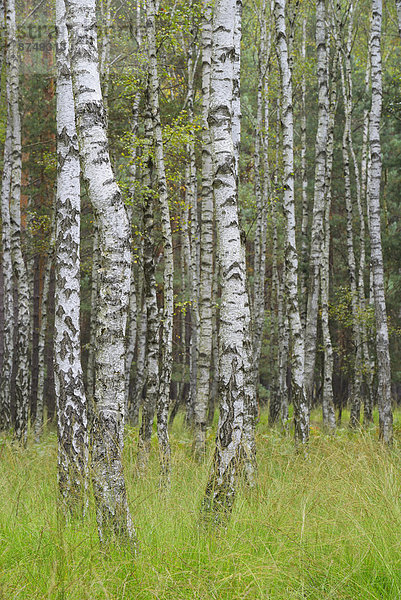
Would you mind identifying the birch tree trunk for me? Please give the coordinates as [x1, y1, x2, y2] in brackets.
[275, 0, 309, 445]
[195, 0, 214, 458]
[34, 215, 55, 443]
[299, 14, 309, 329]
[7, 0, 30, 445]
[65, 0, 135, 542]
[304, 0, 329, 410]
[338, 6, 363, 428]
[138, 100, 159, 474]
[146, 0, 174, 483]
[368, 0, 393, 444]
[361, 47, 374, 425]
[0, 96, 13, 431]
[203, 0, 255, 517]
[253, 0, 270, 397]
[320, 37, 337, 432]
[55, 0, 89, 511]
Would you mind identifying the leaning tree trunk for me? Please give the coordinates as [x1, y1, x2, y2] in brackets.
[202, 0, 255, 518]
[146, 0, 174, 485]
[65, 0, 135, 543]
[55, 0, 89, 512]
[304, 0, 329, 411]
[368, 0, 393, 444]
[0, 95, 13, 431]
[195, 0, 214, 458]
[7, 0, 30, 446]
[275, 0, 309, 445]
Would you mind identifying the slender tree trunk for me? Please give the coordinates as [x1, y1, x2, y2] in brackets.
[0, 95, 13, 431]
[7, 0, 30, 446]
[320, 37, 337, 432]
[299, 14, 308, 329]
[65, 0, 135, 542]
[253, 0, 270, 397]
[275, 0, 308, 445]
[87, 227, 98, 409]
[361, 47, 374, 425]
[368, 0, 393, 444]
[138, 106, 159, 473]
[195, 0, 214, 457]
[146, 0, 174, 484]
[203, 0, 255, 517]
[338, 7, 363, 428]
[304, 0, 329, 411]
[55, 0, 89, 511]
[34, 216, 55, 443]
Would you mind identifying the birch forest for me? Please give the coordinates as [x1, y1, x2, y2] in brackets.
[1, 0, 401, 597]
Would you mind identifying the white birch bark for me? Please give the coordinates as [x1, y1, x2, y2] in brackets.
[299, 14, 309, 329]
[0, 95, 13, 431]
[195, 0, 214, 457]
[86, 226, 98, 407]
[137, 101, 159, 473]
[304, 0, 329, 410]
[55, 0, 89, 510]
[368, 0, 393, 443]
[321, 37, 338, 432]
[34, 214, 55, 443]
[361, 47, 374, 425]
[65, 0, 135, 542]
[253, 0, 271, 397]
[146, 0, 173, 483]
[203, 0, 255, 516]
[337, 6, 363, 428]
[275, 0, 309, 444]
[6, 0, 30, 445]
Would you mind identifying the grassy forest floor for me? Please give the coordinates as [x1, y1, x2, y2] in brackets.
[1, 409, 401, 599]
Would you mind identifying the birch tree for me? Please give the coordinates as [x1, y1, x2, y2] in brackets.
[0, 98, 13, 431]
[65, 0, 135, 542]
[368, 0, 393, 444]
[146, 0, 174, 483]
[203, 0, 255, 517]
[195, 0, 216, 457]
[304, 0, 329, 410]
[275, 0, 309, 444]
[7, 0, 30, 445]
[55, 0, 89, 510]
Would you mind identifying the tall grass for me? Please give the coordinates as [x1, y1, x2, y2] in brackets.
[1, 410, 401, 599]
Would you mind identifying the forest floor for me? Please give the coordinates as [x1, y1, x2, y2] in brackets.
[1, 408, 401, 599]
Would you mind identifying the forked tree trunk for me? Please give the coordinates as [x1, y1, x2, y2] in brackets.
[65, 0, 135, 543]
[368, 0, 393, 444]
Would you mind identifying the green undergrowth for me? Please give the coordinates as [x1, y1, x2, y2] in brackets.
[1, 409, 401, 599]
